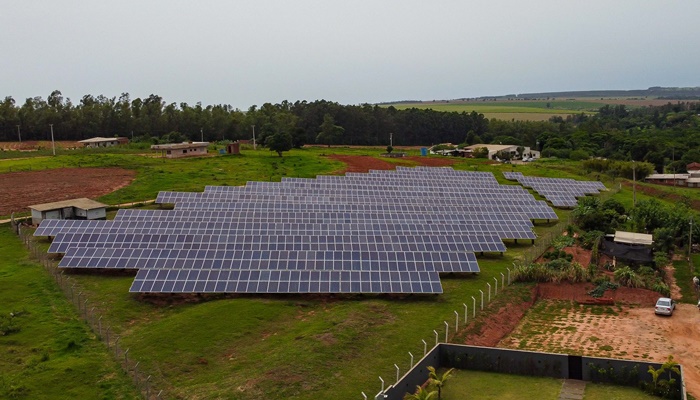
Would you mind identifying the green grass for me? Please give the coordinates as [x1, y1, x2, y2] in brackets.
[583, 382, 660, 400]
[0, 228, 139, 399]
[672, 254, 700, 304]
[439, 370, 658, 399]
[440, 370, 562, 399]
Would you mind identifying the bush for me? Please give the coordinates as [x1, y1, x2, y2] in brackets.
[614, 266, 644, 288]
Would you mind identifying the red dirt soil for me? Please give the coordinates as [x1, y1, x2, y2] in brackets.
[0, 140, 81, 151]
[327, 154, 458, 174]
[462, 282, 661, 348]
[0, 167, 136, 216]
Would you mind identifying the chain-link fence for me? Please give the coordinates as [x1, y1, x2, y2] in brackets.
[15, 225, 163, 399]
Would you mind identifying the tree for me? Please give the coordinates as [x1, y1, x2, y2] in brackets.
[427, 366, 454, 400]
[403, 386, 437, 400]
[472, 146, 488, 158]
[315, 113, 344, 147]
[386, 145, 393, 154]
[267, 131, 293, 157]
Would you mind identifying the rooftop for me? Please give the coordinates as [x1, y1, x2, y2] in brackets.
[151, 142, 209, 150]
[29, 198, 107, 212]
[613, 231, 653, 246]
[78, 137, 125, 143]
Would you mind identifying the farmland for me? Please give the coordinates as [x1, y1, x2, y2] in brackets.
[1, 145, 698, 399]
[383, 97, 677, 121]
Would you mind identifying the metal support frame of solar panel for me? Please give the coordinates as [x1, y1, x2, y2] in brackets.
[130, 268, 444, 294]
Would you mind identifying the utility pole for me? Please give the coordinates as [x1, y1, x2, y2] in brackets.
[632, 160, 636, 207]
[691, 217, 694, 264]
[49, 124, 56, 156]
[16, 125, 21, 142]
[251, 125, 256, 150]
[390, 132, 393, 147]
[200, 128, 204, 142]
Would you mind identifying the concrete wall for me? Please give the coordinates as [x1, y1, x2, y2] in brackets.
[86, 208, 106, 220]
[379, 344, 684, 400]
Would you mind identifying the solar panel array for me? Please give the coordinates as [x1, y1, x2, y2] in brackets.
[503, 171, 606, 207]
[36, 166, 558, 295]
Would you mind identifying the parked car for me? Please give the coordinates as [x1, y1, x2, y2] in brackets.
[655, 297, 675, 316]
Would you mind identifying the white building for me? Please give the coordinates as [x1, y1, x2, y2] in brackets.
[463, 144, 540, 160]
[29, 198, 107, 225]
[78, 137, 129, 148]
[151, 142, 209, 159]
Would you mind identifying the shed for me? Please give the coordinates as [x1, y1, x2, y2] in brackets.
[78, 137, 129, 148]
[28, 198, 107, 225]
[613, 231, 653, 246]
[151, 142, 209, 158]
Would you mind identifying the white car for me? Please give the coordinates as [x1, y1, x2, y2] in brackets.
[654, 297, 675, 316]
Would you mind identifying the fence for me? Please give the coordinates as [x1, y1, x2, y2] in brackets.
[363, 186, 622, 399]
[14, 224, 163, 399]
[380, 344, 685, 400]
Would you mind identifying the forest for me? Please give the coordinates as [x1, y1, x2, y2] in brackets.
[1, 90, 699, 173]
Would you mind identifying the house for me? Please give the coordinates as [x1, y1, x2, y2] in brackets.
[463, 143, 540, 160]
[78, 137, 129, 148]
[151, 142, 209, 159]
[28, 198, 107, 225]
[645, 162, 700, 188]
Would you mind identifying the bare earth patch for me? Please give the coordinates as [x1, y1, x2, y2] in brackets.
[500, 302, 700, 397]
[326, 154, 458, 175]
[0, 167, 136, 215]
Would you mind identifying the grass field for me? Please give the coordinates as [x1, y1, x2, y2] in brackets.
[0, 146, 696, 399]
[439, 370, 658, 400]
[0, 228, 139, 399]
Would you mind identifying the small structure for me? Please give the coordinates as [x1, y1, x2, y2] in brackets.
[78, 137, 129, 148]
[600, 231, 654, 266]
[463, 143, 540, 160]
[151, 142, 209, 159]
[645, 163, 700, 188]
[226, 141, 241, 155]
[28, 198, 107, 225]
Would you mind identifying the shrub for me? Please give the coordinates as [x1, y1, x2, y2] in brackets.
[614, 266, 643, 288]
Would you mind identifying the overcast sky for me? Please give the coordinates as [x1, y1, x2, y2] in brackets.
[2, 1, 699, 109]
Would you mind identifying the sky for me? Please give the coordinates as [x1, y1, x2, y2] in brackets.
[2, 1, 700, 109]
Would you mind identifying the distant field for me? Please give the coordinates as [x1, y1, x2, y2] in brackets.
[383, 97, 678, 121]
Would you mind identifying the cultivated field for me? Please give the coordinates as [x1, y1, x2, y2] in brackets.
[383, 97, 678, 121]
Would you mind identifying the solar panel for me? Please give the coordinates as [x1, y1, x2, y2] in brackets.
[37, 167, 561, 295]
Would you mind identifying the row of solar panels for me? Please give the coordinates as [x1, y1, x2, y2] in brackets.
[503, 171, 606, 208]
[37, 167, 558, 294]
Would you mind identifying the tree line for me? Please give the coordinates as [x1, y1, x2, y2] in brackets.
[1, 90, 698, 171]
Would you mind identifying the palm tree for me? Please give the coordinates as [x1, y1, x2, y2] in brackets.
[403, 385, 437, 400]
[427, 366, 455, 400]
